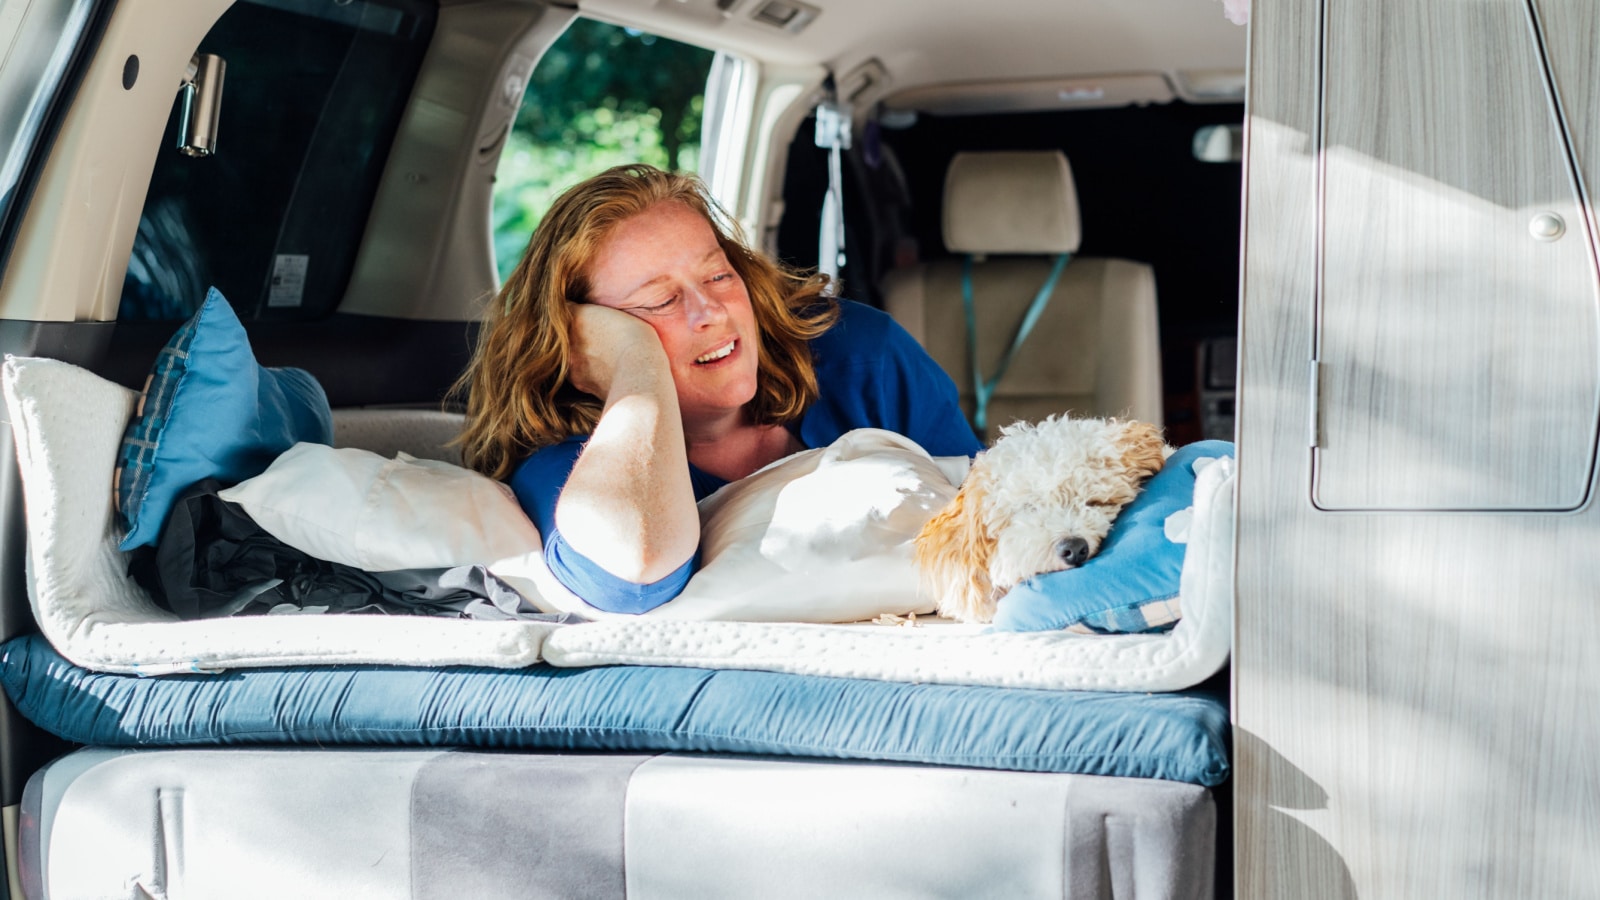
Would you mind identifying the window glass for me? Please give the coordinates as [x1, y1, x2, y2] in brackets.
[493, 19, 715, 281]
[0, 0, 107, 272]
[118, 0, 435, 321]
[1191, 124, 1243, 163]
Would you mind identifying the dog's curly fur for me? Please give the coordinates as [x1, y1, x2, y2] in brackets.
[914, 415, 1169, 623]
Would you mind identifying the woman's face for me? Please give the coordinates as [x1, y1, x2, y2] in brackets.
[584, 200, 761, 425]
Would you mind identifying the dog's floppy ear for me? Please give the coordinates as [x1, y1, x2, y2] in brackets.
[914, 476, 1000, 623]
[1114, 420, 1169, 481]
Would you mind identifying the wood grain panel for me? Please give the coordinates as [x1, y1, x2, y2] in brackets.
[1236, 0, 1600, 897]
[1235, 0, 1332, 893]
[1314, 0, 1599, 509]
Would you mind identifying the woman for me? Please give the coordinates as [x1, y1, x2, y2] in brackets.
[457, 164, 980, 613]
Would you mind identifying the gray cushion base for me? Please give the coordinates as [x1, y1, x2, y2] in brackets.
[26, 747, 1216, 900]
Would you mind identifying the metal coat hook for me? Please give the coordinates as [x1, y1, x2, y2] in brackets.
[177, 53, 226, 157]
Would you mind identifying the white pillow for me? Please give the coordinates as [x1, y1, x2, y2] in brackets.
[219, 443, 543, 573]
[757, 430, 960, 570]
[667, 428, 957, 621]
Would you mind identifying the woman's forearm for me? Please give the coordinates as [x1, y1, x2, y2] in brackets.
[555, 356, 700, 584]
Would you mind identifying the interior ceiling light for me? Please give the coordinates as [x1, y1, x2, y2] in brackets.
[749, 0, 819, 33]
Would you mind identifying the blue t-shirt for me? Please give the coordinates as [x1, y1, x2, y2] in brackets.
[509, 300, 981, 613]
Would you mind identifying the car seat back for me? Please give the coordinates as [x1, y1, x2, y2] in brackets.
[882, 150, 1163, 442]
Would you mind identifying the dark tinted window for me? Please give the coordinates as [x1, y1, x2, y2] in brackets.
[119, 0, 435, 321]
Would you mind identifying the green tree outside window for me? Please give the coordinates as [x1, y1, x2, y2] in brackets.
[493, 19, 715, 281]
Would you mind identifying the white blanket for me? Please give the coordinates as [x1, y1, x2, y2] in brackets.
[540, 455, 1234, 693]
[2, 357, 551, 675]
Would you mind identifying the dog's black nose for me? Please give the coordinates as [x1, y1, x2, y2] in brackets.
[1055, 537, 1090, 567]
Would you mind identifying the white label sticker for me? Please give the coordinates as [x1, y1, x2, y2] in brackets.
[268, 254, 310, 308]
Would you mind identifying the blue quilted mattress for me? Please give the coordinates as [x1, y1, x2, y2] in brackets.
[0, 634, 1229, 785]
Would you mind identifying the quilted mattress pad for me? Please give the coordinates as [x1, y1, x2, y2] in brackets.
[1, 355, 1233, 692]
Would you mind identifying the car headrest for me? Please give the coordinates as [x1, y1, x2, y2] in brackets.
[941, 150, 1082, 255]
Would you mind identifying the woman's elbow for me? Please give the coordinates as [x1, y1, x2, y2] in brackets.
[556, 511, 696, 583]
[605, 544, 695, 585]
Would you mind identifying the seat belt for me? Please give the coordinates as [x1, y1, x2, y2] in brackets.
[963, 252, 1072, 435]
[814, 96, 851, 283]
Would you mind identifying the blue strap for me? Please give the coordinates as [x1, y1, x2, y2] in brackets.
[963, 252, 1071, 434]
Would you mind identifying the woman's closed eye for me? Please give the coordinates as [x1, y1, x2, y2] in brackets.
[627, 269, 735, 315]
[635, 295, 679, 314]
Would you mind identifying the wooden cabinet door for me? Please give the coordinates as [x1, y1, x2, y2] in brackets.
[1236, 1, 1600, 898]
[1313, 0, 1599, 510]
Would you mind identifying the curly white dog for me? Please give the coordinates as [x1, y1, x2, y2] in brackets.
[914, 415, 1170, 623]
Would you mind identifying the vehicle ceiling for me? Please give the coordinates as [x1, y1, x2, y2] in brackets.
[574, 0, 1248, 98]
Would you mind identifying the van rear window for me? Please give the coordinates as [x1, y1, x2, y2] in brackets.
[118, 0, 435, 322]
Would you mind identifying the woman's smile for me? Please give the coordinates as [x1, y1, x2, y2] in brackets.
[695, 339, 737, 365]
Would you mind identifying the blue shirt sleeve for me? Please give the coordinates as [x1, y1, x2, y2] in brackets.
[798, 301, 984, 457]
[508, 437, 693, 614]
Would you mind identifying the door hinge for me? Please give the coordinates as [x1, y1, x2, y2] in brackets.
[1308, 359, 1322, 448]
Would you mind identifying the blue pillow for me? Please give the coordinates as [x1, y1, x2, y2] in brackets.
[989, 440, 1235, 633]
[114, 288, 334, 550]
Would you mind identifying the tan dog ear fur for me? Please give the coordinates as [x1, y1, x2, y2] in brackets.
[1114, 419, 1168, 481]
[913, 475, 1000, 623]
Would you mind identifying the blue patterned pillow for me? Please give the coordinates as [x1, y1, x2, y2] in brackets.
[114, 288, 333, 550]
[989, 440, 1235, 633]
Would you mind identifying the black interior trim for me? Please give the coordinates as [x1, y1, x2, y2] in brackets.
[92, 314, 480, 409]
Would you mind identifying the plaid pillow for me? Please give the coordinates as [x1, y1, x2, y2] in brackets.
[114, 313, 201, 524]
[113, 288, 333, 551]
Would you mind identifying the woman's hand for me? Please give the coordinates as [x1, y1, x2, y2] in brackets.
[566, 303, 668, 401]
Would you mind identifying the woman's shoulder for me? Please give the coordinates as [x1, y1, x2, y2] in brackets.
[511, 434, 588, 485]
[832, 297, 897, 332]
[809, 298, 912, 359]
